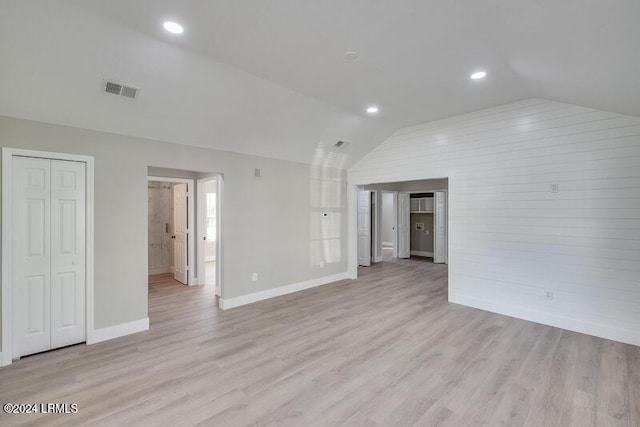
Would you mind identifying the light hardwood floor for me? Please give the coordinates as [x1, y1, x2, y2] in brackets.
[1, 258, 638, 426]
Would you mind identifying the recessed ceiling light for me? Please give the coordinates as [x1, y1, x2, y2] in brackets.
[163, 21, 184, 34]
[470, 71, 487, 80]
[343, 50, 359, 61]
[366, 106, 379, 114]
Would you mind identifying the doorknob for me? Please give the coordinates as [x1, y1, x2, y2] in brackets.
[203, 236, 207, 240]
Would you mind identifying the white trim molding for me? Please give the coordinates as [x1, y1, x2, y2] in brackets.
[2, 147, 95, 367]
[219, 272, 350, 310]
[410, 250, 434, 257]
[89, 318, 149, 344]
[449, 294, 640, 348]
[149, 267, 173, 275]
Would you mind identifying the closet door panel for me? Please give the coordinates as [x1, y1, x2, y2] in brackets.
[357, 190, 372, 267]
[50, 160, 86, 348]
[12, 157, 52, 357]
[434, 191, 446, 264]
[398, 193, 411, 258]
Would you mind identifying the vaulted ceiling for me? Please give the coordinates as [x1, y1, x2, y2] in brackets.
[1, 0, 638, 167]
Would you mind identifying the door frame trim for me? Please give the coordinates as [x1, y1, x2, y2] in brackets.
[196, 175, 223, 298]
[147, 176, 196, 286]
[2, 147, 95, 367]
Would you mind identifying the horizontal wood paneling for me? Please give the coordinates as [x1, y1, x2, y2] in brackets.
[349, 98, 640, 346]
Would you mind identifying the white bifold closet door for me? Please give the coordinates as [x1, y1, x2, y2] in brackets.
[434, 191, 446, 264]
[397, 193, 410, 259]
[12, 157, 86, 358]
[357, 190, 372, 267]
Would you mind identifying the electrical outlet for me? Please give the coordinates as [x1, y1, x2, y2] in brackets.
[550, 184, 560, 193]
[544, 290, 553, 300]
[252, 273, 258, 282]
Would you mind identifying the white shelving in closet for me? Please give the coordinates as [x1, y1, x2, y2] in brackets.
[409, 197, 434, 213]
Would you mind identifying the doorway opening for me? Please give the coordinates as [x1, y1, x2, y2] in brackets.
[147, 176, 195, 286]
[357, 178, 448, 267]
[146, 167, 223, 319]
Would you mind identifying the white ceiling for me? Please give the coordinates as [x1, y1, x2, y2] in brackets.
[66, 0, 528, 128]
[0, 0, 395, 167]
[67, 0, 640, 122]
[2, 0, 639, 166]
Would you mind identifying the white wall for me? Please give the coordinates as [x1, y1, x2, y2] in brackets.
[350, 98, 640, 346]
[0, 115, 347, 353]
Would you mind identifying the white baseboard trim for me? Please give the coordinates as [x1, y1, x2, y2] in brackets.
[89, 317, 149, 344]
[373, 256, 383, 263]
[149, 267, 172, 275]
[219, 272, 350, 310]
[410, 250, 433, 257]
[0, 352, 5, 367]
[450, 294, 640, 347]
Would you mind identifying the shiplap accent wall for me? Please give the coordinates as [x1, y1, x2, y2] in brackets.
[349, 98, 640, 346]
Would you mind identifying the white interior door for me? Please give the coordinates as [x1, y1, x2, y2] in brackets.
[398, 193, 410, 258]
[434, 191, 446, 264]
[50, 160, 86, 348]
[11, 157, 86, 358]
[198, 178, 218, 294]
[205, 189, 218, 294]
[12, 157, 52, 357]
[173, 183, 188, 284]
[392, 192, 398, 258]
[357, 190, 372, 267]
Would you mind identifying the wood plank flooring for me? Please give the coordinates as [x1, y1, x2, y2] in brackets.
[1, 258, 638, 426]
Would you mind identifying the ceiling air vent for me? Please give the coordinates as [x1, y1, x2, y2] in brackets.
[103, 80, 139, 100]
[334, 140, 350, 149]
